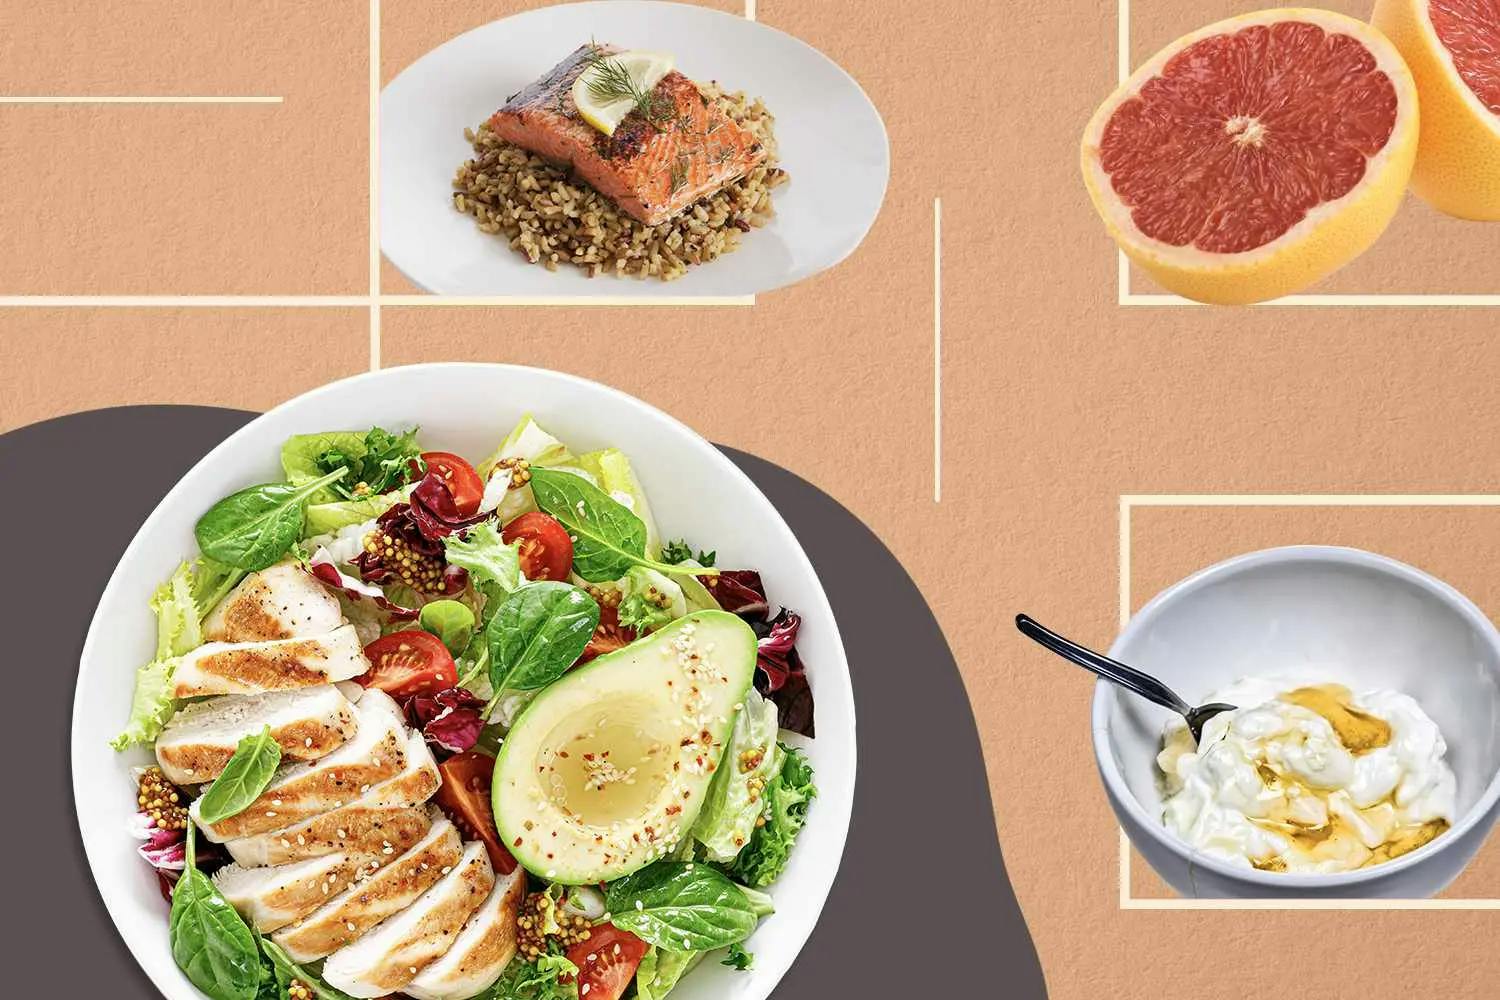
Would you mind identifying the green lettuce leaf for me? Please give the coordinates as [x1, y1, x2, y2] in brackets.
[635, 947, 704, 1000]
[478, 414, 576, 479]
[281, 431, 368, 499]
[112, 559, 243, 750]
[725, 744, 816, 887]
[578, 448, 660, 559]
[304, 493, 399, 536]
[474, 954, 579, 1000]
[444, 522, 523, 606]
[692, 690, 782, 862]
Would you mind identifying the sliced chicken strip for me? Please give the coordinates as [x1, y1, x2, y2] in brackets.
[193, 689, 408, 842]
[172, 624, 370, 697]
[156, 685, 356, 784]
[405, 865, 526, 1000]
[223, 735, 439, 866]
[323, 842, 496, 999]
[213, 850, 384, 933]
[273, 818, 465, 962]
[203, 562, 344, 642]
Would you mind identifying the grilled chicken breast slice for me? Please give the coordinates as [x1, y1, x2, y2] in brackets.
[171, 624, 370, 697]
[322, 842, 496, 999]
[203, 562, 344, 642]
[223, 736, 439, 866]
[155, 685, 357, 784]
[212, 850, 384, 933]
[405, 865, 526, 1000]
[193, 689, 408, 842]
[272, 818, 465, 962]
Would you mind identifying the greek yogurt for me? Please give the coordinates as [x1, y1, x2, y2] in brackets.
[1157, 676, 1456, 873]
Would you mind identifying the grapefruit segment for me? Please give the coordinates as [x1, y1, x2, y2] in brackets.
[1082, 9, 1419, 304]
[1373, 0, 1500, 220]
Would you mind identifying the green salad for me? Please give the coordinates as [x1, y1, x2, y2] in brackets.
[115, 415, 818, 1000]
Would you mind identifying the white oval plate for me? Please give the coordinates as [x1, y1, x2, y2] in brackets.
[72, 364, 856, 1000]
[380, 1, 889, 298]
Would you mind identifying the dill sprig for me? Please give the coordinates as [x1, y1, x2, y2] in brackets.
[582, 44, 668, 130]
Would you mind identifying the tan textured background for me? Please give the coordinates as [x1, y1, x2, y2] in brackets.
[6, 0, 1500, 998]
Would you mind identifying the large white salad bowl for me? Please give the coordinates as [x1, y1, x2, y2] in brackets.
[72, 363, 856, 1000]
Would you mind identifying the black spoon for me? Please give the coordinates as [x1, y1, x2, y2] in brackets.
[1015, 614, 1236, 743]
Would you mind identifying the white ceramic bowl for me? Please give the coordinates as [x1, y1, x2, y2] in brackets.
[380, 0, 889, 298]
[72, 363, 855, 1000]
[1093, 545, 1500, 898]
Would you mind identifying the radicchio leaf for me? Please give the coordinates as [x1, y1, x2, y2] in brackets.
[307, 548, 420, 620]
[701, 570, 770, 620]
[353, 499, 472, 597]
[408, 686, 487, 754]
[752, 608, 815, 738]
[409, 472, 491, 541]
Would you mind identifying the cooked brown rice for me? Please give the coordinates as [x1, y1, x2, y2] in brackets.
[452, 83, 787, 281]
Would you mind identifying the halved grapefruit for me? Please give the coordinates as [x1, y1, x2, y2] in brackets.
[1081, 9, 1419, 305]
[1373, 0, 1500, 220]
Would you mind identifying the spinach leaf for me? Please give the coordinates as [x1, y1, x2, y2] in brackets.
[529, 469, 685, 582]
[486, 582, 599, 693]
[604, 862, 759, 952]
[195, 468, 347, 571]
[258, 937, 360, 1000]
[418, 599, 477, 656]
[170, 826, 262, 1000]
[197, 725, 282, 823]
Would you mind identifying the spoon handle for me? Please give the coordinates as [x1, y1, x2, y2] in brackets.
[1015, 614, 1191, 716]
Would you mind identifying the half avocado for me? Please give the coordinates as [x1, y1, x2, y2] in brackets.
[492, 610, 758, 884]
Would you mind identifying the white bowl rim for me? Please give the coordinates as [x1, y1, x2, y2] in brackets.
[71, 362, 857, 1000]
[1090, 543, 1500, 890]
[378, 0, 892, 298]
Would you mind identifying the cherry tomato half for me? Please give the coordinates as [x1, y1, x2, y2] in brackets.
[566, 925, 649, 1000]
[359, 630, 458, 700]
[434, 750, 517, 875]
[502, 511, 574, 581]
[579, 603, 637, 663]
[416, 451, 485, 516]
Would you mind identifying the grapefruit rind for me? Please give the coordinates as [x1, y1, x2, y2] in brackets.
[1373, 0, 1500, 221]
[1081, 8, 1420, 305]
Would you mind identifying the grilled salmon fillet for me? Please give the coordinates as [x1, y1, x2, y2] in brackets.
[489, 43, 766, 225]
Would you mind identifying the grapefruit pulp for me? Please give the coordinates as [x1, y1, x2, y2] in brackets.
[1373, 0, 1500, 220]
[1081, 9, 1419, 304]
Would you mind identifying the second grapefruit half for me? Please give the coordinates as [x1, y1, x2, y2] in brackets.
[1081, 9, 1419, 305]
[1373, 0, 1500, 220]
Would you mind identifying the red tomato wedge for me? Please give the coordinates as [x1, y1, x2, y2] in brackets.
[580, 604, 637, 663]
[566, 924, 649, 1000]
[417, 451, 485, 516]
[359, 630, 458, 699]
[434, 751, 517, 874]
[502, 511, 574, 581]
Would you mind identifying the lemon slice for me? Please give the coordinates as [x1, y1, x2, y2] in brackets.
[572, 50, 675, 136]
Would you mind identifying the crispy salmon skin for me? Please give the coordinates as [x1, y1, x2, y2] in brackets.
[488, 43, 767, 225]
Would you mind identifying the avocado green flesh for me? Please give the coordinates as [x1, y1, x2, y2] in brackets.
[492, 610, 758, 884]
